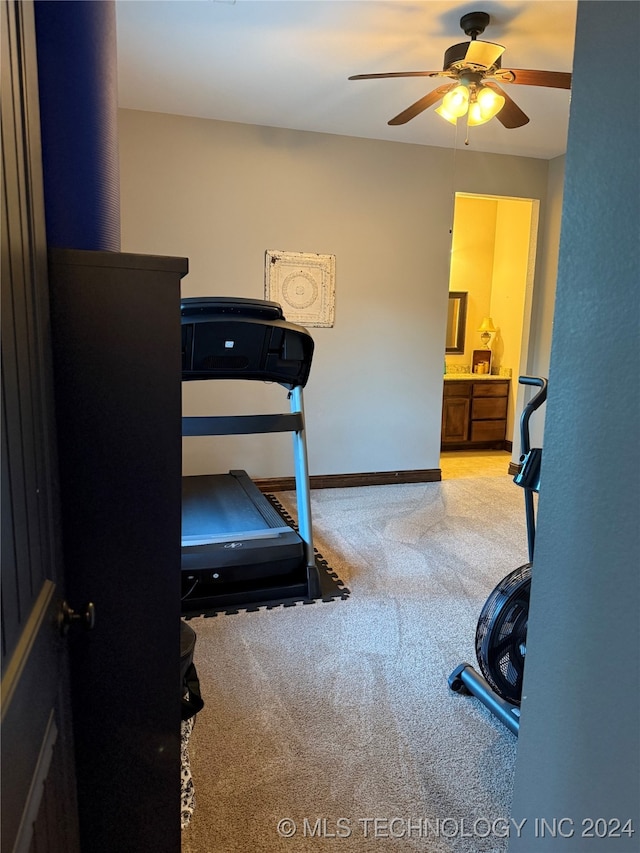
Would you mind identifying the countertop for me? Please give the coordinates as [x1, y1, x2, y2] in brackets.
[444, 374, 509, 381]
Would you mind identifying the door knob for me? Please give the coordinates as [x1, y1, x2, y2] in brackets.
[58, 600, 96, 636]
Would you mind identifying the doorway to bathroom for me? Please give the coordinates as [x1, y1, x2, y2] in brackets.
[441, 192, 540, 478]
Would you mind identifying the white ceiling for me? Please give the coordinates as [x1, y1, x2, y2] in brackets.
[116, 0, 577, 160]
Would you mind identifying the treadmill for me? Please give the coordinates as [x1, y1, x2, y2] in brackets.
[180, 297, 320, 613]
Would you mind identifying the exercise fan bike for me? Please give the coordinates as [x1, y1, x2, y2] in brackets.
[448, 375, 547, 735]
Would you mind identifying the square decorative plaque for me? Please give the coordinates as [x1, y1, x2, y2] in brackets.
[265, 250, 335, 327]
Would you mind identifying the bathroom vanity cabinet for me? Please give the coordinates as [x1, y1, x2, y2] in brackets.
[441, 377, 510, 449]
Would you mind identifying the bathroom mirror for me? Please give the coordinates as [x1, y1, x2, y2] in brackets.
[445, 291, 468, 354]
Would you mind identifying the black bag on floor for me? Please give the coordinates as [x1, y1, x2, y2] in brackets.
[180, 620, 204, 721]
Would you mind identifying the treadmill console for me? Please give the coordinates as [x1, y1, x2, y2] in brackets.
[181, 297, 314, 388]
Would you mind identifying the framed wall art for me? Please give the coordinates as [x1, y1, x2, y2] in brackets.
[265, 250, 335, 327]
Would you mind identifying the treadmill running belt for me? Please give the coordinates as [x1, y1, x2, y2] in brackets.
[181, 470, 305, 581]
[182, 472, 290, 544]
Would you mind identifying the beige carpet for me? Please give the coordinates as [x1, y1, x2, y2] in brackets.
[182, 474, 527, 852]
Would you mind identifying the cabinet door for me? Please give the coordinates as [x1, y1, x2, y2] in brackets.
[49, 248, 188, 853]
[442, 397, 470, 443]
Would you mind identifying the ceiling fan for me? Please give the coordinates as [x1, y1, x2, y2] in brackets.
[349, 11, 571, 129]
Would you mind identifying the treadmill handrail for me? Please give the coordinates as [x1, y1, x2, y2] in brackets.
[182, 412, 304, 437]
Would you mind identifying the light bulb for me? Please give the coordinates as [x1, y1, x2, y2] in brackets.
[442, 85, 470, 117]
[477, 87, 500, 110]
[467, 86, 505, 126]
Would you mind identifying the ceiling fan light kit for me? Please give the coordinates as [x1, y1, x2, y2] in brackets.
[468, 86, 505, 126]
[435, 77, 505, 126]
[349, 11, 572, 132]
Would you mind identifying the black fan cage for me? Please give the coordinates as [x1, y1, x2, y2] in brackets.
[475, 563, 532, 705]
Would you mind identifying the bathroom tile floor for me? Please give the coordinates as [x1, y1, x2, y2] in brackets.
[440, 449, 513, 480]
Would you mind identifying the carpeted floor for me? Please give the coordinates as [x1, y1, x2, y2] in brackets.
[182, 474, 528, 852]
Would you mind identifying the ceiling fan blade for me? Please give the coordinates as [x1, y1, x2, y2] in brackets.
[464, 40, 505, 69]
[494, 68, 572, 89]
[349, 71, 444, 81]
[388, 84, 454, 126]
[485, 82, 530, 129]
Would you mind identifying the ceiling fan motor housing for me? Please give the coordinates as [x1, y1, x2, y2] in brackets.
[444, 42, 502, 73]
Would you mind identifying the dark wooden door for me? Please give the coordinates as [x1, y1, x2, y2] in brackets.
[2, 4, 188, 852]
[1, 3, 81, 850]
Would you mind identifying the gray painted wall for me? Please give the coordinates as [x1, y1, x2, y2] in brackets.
[509, 2, 639, 849]
[118, 111, 558, 479]
[525, 155, 565, 450]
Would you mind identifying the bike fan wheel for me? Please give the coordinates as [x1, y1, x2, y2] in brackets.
[475, 563, 531, 706]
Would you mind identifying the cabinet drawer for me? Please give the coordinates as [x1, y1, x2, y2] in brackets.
[471, 420, 507, 442]
[473, 381, 509, 397]
[443, 381, 471, 398]
[472, 397, 508, 420]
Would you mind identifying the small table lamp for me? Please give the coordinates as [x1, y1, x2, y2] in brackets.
[478, 316, 497, 348]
